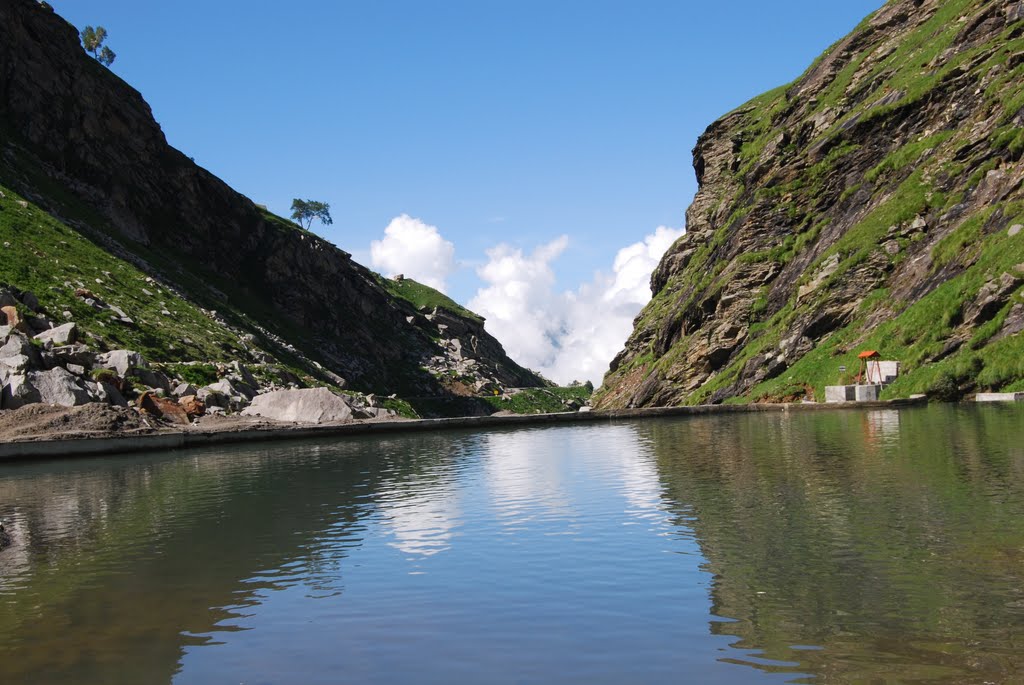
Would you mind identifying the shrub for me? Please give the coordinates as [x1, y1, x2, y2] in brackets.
[91, 368, 117, 384]
[176, 364, 219, 387]
[928, 372, 962, 402]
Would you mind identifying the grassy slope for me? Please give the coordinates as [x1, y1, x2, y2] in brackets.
[618, 0, 1024, 403]
[0, 184, 240, 361]
[0, 183, 325, 388]
[377, 276, 484, 324]
[483, 386, 592, 414]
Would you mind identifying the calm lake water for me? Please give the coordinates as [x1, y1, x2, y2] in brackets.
[2, 405, 1024, 684]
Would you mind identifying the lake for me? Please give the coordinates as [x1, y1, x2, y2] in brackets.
[2, 405, 1024, 684]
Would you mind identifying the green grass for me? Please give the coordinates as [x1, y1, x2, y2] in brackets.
[865, 131, 954, 183]
[166, 363, 220, 387]
[381, 396, 419, 418]
[602, 1, 1024, 408]
[377, 275, 483, 323]
[0, 185, 344, 395]
[0, 185, 244, 362]
[738, 210, 1024, 402]
[483, 386, 592, 414]
[931, 211, 992, 269]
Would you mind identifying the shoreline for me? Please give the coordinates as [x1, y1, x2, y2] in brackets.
[0, 396, 931, 462]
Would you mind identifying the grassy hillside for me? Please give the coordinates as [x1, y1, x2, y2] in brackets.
[377, 276, 483, 324]
[597, 0, 1024, 407]
[0, 183, 330, 387]
[1, 185, 238, 361]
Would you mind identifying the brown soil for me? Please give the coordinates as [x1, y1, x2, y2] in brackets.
[0, 404, 155, 441]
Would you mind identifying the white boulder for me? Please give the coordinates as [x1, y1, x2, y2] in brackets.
[26, 367, 92, 407]
[96, 349, 144, 376]
[34, 322, 77, 346]
[242, 387, 354, 424]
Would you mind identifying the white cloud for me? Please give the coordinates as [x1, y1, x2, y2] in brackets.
[370, 214, 456, 292]
[468, 236, 569, 373]
[469, 226, 684, 386]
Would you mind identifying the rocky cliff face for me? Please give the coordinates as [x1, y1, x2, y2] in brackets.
[597, 0, 1024, 408]
[0, 0, 542, 412]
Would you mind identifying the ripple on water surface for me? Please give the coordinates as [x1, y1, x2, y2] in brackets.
[2, 404, 1024, 684]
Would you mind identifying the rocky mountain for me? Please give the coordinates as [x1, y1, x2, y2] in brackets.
[597, 0, 1024, 408]
[0, 0, 544, 417]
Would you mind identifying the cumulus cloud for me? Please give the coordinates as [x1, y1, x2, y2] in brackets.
[370, 214, 456, 292]
[469, 226, 684, 386]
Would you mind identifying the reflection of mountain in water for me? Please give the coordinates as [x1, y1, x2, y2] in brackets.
[5, 407, 1023, 684]
[638, 406, 1024, 682]
[0, 433, 478, 684]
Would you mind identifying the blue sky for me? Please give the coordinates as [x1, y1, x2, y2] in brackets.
[50, 0, 882, 382]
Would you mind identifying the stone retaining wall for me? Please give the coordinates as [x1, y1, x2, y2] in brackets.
[0, 397, 932, 462]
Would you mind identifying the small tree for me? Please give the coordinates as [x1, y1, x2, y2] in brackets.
[290, 199, 333, 231]
[81, 26, 116, 66]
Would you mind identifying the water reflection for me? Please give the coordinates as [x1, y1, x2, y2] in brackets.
[641, 405, 1024, 682]
[862, 408, 901, 448]
[484, 429, 575, 524]
[1, 405, 1023, 684]
[380, 483, 462, 558]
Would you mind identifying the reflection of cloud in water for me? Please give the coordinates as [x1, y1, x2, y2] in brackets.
[377, 425, 671, 557]
[617, 444, 670, 526]
[483, 431, 574, 524]
[484, 425, 669, 529]
[379, 485, 462, 557]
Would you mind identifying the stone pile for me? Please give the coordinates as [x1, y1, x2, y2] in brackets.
[419, 306, 506, 396]
[0, 287, 395, 426]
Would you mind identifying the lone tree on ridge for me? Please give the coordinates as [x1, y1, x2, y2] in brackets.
[81, 25, 116, 66]
[290, 199, 333, 231]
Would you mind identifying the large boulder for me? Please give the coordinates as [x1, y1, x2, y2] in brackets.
[198, 379, 248, 411]
[133, 368, 171, 394]
[1, 373, 34, 409]
[138, 392, 190, 425]
[0, 353, 30, 375]
[33, 322, 77, 346]
[0, 331, 42, 370]
[241, 387, 354, 424]
[26, 315, 54, 334]
[49, 344, 97, 369]
[87, 380, 128, 407]
[172, 382, 198, 397]
[229, 361, 258, 389]
[20, 291, 40, 312]
[204, 379, 238, 397]
[26, 367, 93, 407]
[95, 349, 144, 376]
[179, 395, 206, 419]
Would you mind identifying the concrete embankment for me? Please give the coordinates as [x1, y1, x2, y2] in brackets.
[0, 397, 928, 462]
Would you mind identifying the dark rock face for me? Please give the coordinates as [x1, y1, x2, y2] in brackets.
[0, 0, 542, 402]
[598, 0, 1024, 407]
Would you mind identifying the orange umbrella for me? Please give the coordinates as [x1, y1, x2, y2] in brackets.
[857, 350, 880, 383]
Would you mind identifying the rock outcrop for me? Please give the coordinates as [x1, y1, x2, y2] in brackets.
[598, 0, 1024, 407]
